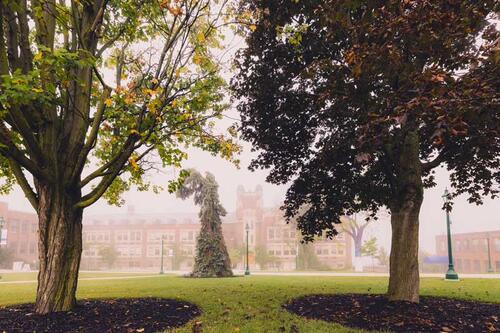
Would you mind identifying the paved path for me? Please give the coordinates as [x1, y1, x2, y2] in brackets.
[244, 271, 500, 279]
[1, 271, 498, 285]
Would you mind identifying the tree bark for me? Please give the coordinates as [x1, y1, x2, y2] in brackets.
[387, 130, 424, 303]
[353, 232, 363, 257]
[35, 183, 83, 314]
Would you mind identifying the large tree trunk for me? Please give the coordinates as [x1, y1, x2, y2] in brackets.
[387, 130, 424, 303]
[35, 183, 83, 314]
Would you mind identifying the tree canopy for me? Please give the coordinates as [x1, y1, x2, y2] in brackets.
[0, 0, 238, 313]
[233, 0, 499, 302]
[233, 0, 499, 239]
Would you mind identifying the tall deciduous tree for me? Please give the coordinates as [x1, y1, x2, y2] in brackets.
[0, 0, 237, 313]
[341, 216, 370, 258]
[177, 169, 233, 277]
[233, 0, 499, 302]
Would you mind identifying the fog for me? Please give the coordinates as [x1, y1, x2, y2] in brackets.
[3, 134, 499, 255]
[1, 32, 498, 257]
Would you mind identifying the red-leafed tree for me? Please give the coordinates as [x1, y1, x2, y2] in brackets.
[233, 0, 499, 302]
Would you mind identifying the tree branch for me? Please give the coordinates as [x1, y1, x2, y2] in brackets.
[7, 158, 38, 210]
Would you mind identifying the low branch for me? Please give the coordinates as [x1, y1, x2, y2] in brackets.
[8, 158, 38, 210]
[422, 151, 446, 172]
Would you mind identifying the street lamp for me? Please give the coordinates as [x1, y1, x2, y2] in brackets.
[486, 234, 494, 273]
[160, 236, 165, 275]
[442, 189, 459, 281]
[0, 216, 5, 249]
[245, 223, 250, 276]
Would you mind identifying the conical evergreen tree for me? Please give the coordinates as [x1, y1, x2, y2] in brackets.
[177, 169, 233, 277]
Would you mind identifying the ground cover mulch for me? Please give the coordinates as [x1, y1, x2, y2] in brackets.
[284, 294, 499, 333]
[0, 298, 201, 333]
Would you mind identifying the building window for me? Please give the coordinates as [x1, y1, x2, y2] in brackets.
[495, 239, 500, 252]
[129, 247, 142, 257]
[147, 246, 161, 257]
[181, 231, 195, 242]
[268, 229, 274, 240]
[10, 220, 18, 233]
[19, 243, 27, 254]
[130, 231, 142, 242]
[116, 232, 129, 242]
[148, 232, 175, 242]
[29, 242, 36, 255]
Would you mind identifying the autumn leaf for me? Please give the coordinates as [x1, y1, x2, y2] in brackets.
[128, 156, 139, 171]
[104, 98, 113, 107]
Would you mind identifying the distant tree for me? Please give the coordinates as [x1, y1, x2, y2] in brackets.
[377, 247, 389, 267]
[361, 237, 378, 257]
[0, 247, 12, 269]
[341, 216, 370, 258]
[99, 246, 118, 269]
[228, 245, 246, 269]
[297, 243, 327, 271]
[0, 0, 237, 314]
[255, 245, 278, 270]
[177, 169, 233, 277]
[170, 243, 187, 271]
[228, 248, 242, 269]
[234, 0, 499, 302]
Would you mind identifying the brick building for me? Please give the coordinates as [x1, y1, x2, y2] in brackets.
[435, 230, 500, 273]
[0, 202, 38, 268]
[0, 185, 352, 271]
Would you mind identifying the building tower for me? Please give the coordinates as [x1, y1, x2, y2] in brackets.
[236, 185, 263, 251]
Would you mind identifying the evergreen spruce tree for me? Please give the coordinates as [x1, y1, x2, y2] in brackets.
[177, 169, 233, 277]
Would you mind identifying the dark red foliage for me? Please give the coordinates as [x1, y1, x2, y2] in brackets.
[0, 298, 200, 333]
[233, 0, 500, 239]
[284, 294, 500, 333]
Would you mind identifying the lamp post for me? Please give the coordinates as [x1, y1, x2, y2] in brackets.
[0, 216, 5, 249]
[486, 234, 494, 273]
[245, 223, 250, 275]
[160, 237, 165, 275]
[442, 189, 459, 281]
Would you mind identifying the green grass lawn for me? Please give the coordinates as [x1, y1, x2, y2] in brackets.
[0, 271, 153, 282]
[0, 275, 498, 332]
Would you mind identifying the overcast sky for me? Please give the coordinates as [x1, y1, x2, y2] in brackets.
[1, 26, 498, 255]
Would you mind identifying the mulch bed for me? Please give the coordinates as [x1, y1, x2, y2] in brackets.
[284, 294, 500, 333]
[0, 298, 201, 333]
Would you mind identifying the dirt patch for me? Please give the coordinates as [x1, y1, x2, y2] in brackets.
[284, 293, 499, 333]
[0, 298, 200, 332]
